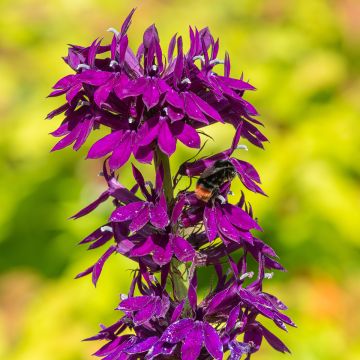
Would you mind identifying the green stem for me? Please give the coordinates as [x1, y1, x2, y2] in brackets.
[154, 148, 188, 301]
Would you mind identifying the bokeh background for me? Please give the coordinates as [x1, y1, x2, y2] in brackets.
[1, 0, 359, 359]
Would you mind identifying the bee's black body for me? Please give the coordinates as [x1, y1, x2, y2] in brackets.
[195, 160, 236, 202]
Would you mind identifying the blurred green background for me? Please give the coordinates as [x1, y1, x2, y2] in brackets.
[0, 0, 359, 359]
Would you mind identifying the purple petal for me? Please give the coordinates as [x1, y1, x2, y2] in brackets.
[174, 123, 200, 149]
[217, 75, 256, 91]
[126, 336, 159, 354]
[133, 300, 157, 325]
[94, 82, 113, 107]
[92, 246, 116, 286]
[244, 326, 262, 353]
[146, 342, 176, 359]
[51, 125, 80, 151]
[129, 205, 150, 232]
[203, 322, 223, 360]
[52, 74, 76, 89]
[155, 295, 170, 318]
[223, 203, 262, 231]
[120, 8, 136, 36]
[188, 272, 197, 311]
[168, 34, 177, 62]
[226, 306, 240, 332]
[216, 207, 244, 242]
[181, 321, 203, 360]
[224, 52, 230, 77]
[228, 341, 251, 360]
[168, 106, 184, 121]
[204, 206, 218, 242]
[109, 133, 132, 170]
[153, 239, 172, 266]
[130, 237, 155, 258]
[118, 296, 153, 311]
[71, 191, 109, 219]
[78, 70, 113, 85]
[143, 79, 160, 109]
[73, 118, 94, 151]
[110, 202, 145, 222]
[184, 93, 208, 123]
[137, 117, 159, 147]
[259, 325, 290, 353]
[66, 83, 82, 104]
[171, 235, 195, 262]
[158, 120, 176, 156]
[171, 196, 185, 223]
[230, 122, 243, 154]
[87, 130, 124, 159]
[190, 93, 222, 122]
[160, 319, 194, 343]
[171, 299, 185, 323]
[166, 89, 184, 109]
[150, 196, 169, 229]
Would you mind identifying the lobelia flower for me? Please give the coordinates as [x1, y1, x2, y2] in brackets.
[47, 8, 294, 360]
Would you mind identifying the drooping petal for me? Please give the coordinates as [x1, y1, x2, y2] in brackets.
[171, 235, 195, 262]
[118, 296, 153, 311]
[204, 206, 218, 242]
[222, 203, 262, 231]
[109, 132, 132, 169]
[87, 130, 124, 159]
[190, 93, 223, 122]
[153, 238, 172, 265]
[130, 236, 155, 257]
[150, 197, 169, 229]
[143, 79, 160, 109]
[125, 336, 159, 355]
[174, 122, 200, 149]
[184, 93, 208, 123]
[71, 191, 110, 219]
[133, 300, 157, 324]
[259, 325, 290, 353]
[129, 205, 150, 232]
[92, 246, 116, 286]
[158, 120, 176, 156]
[160, 319, 194, 343]
[203, 322, 223, 360]
[181, 321, 203, 360]
[110, 201, 145, 222]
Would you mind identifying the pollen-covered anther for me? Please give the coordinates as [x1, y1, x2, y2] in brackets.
[181, 78, 191, 85]
[217, 195, 226, 204]
[120, 294, 128, 300]
[109, 60, 119, 68]
[128, 117, 135, 124]
[209, 59, 225, 66]
[100, 226, 113, 233]
[107, 27, 119, 36]
[76, 64, 91, 71]
[264, 272, 274, 279]
[193, 55, 205, 62]
[78, 100, 90, 107]
[240, 271, 254, 280]
[237, 144, 249, 151]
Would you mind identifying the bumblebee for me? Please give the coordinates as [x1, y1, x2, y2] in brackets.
[195, 160, 236, 202]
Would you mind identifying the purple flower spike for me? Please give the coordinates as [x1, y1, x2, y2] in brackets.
[47, 8, 293, 360]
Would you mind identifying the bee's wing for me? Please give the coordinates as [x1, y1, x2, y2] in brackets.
[199, 166, 222, 179]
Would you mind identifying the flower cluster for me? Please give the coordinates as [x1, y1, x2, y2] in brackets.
[47, 9, 294, 359]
